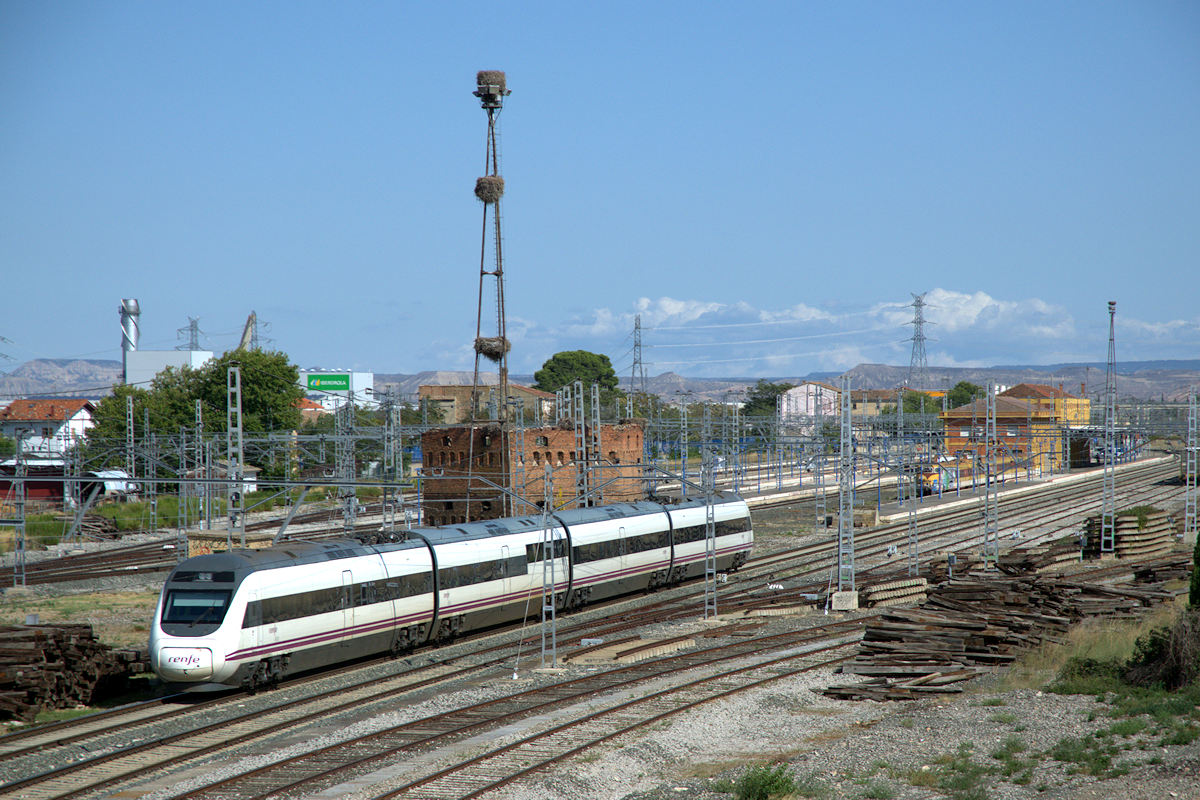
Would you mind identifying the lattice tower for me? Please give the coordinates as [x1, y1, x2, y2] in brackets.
[982, 383, 999, 568]
[177, 317, 202, 350]
[336, 400, 357, 535]
[907, 292, 930, 391]
[837, 375, 855, 592]
[226, 366, 245, 548]
[1101, 301, 1117, 552]
[1185, 390, 1197, 544]
[540, 463, 561, 667]
[702, 402, 718, 619]
[469, 71, 512, 423]
[629, 314, 647, 415]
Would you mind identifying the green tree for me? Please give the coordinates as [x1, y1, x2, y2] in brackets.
[533, 350, 619, 393]
[85, 349, 303, 469]
[741, 380, 795, 418]
[533, 349, 624, 415]
[0, 434, 15, 458]
[947, 381, 984, 409]
[882, 390, 938, 415]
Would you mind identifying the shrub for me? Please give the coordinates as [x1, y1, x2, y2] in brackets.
[1123, 609, 1200, 690]
[1047, 656, 1124, 696]
[734, 764, 799, 800]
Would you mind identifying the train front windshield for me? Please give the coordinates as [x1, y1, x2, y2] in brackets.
[162, 589, 232, 626]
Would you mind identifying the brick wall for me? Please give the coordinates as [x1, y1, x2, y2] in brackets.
[420, 421, 645, 525]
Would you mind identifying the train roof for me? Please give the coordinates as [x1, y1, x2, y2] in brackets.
[170, 536, 427, 579]
[408, 514, 549, 547]
[662, 492, 746, 513]
[166, 493, 749, 578]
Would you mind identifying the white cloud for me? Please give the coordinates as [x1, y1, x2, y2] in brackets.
[634, 296, 726, 327]
[1122, 317, 1199, 338]
[498, 289, 1195, 378]
[760, 303, 836, 324]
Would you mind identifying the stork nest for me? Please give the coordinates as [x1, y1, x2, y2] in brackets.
[474, 336, 511, 362]
[474, 176, 505, 204]
[476, 70, 507, 92]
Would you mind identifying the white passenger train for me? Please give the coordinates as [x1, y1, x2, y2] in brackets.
[150, 494, 752, 688]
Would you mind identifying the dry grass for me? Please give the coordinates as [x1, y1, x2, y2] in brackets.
[997, 599, 1188, 691]
[0, 588, 159, 649]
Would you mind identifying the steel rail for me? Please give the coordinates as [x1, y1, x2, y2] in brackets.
[168, 621, 869, 800]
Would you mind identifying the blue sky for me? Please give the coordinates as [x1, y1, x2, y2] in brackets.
[3, 2, 1198, 379]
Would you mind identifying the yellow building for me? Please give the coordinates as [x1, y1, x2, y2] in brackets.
[999, 383, 1091, 426]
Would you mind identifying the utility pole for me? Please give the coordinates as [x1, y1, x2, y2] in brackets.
[982, 383, 999, 568]
[337, 400, 357, 535]
[539, 463, 560, 668]
[469, 69, 512, 421]
[227, 365, 245, 548]
[702, 404, 718, 619]
[1185, 389, 1197, 547]
[195, 400, 205, 529]
[836, 375, 855, 594]
[1101, 301, 1118, 553]
[125, 394, 135, 481]
[4, 432, 27, 587]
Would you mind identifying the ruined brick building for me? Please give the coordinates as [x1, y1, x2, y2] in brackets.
[419, 420, 646, 525]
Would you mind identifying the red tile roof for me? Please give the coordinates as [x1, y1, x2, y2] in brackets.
[0, 398, 94, 422]
[294, 397, 325, 410]
[942, 396, 1050, 419]
[1000, 383, 1077, 400]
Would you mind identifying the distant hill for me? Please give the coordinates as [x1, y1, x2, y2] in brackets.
[0, 359, 121, 399]
[6, 357, 1195, 404]
[377, 362, 1200, 403]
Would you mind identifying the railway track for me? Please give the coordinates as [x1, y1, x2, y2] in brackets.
[0, 540, 180, 586]
[0, 457, 1185, 799]
[165, 621, 866, 800]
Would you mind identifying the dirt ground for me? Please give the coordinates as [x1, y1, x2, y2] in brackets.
[0, 587, 160, 649]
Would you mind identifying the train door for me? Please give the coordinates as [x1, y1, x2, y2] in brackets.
[619, 526, 627, 558]
[341, 570, 354, 643]
[244, 589, 259, 651]
[500, 545, 512, 614]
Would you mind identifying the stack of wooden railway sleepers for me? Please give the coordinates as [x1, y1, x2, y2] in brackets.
[921, 551, 980, 583]
[0, 624, 147, 721]
[51, 513, 120, 539]
[823, 564, 1184, 702]
[860, 578, 928, 608]
[1082, 509, 1174, 560]
[998, 535, 1082, 574]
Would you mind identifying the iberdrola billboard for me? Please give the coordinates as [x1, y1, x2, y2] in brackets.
[306, 374, 351, 391]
